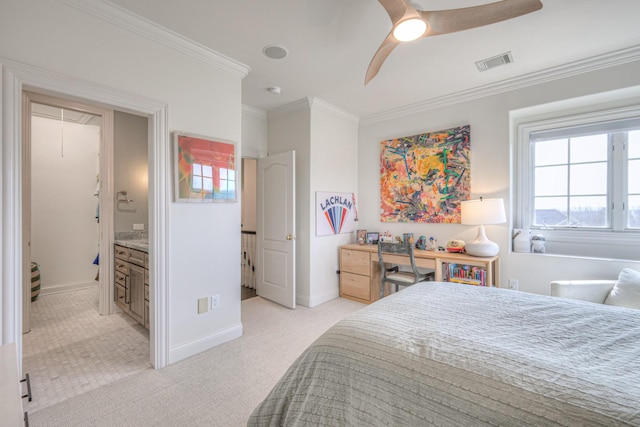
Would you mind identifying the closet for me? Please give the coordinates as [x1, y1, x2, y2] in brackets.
[29, 102, 101, 301]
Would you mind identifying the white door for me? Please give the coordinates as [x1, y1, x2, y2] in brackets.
[256, 151, 296, 308]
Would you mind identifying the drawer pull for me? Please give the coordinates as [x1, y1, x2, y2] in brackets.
[21, 373, 32, 401]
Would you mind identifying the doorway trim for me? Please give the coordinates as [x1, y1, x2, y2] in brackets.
[1, 58, 170, 370]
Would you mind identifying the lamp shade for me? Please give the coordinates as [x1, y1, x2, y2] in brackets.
[461, 198, 506, 226]
[460, 198, 506, 257]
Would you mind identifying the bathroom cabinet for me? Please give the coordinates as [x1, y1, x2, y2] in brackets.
[114, 244, 149, 329]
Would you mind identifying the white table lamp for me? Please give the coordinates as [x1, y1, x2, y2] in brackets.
[461, 198, 506, 257]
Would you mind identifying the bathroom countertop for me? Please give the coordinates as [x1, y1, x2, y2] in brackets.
[114, 239, 149, 253]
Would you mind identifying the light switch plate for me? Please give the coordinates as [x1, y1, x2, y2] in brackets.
[133, 223, 145, 231]
[198, 297, 208, 314]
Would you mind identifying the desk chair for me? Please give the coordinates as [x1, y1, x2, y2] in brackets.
[378, 242, 434, 299]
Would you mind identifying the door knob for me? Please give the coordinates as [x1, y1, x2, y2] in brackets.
[286, 234, 296, 241]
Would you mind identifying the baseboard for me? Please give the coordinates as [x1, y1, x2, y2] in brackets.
[302, 289, 340, 308]
[169, 323, 243, 365]
[296, 293, 310, 307]
[40, 281, 98, 296]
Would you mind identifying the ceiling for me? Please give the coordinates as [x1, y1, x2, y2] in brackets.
[107, 0, 640, 118]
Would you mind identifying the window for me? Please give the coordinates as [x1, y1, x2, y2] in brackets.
[515, 106, 640, 259]
[629, 131, 640, 228]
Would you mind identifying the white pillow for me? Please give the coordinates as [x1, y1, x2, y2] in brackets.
[604, 268, 640, 309]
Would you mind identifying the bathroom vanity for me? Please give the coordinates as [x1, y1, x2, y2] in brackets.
[114, 240, 149, 329]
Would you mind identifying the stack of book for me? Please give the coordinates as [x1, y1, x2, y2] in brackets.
[443, 263, 487, 286]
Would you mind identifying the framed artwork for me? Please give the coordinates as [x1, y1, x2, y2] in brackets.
[174, 132, 237, 202]
[316, 191, 357, 236]
[380, 124, 471, 223]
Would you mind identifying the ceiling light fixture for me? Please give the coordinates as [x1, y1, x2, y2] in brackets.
[267, 86, 281, 95]
[263, 45, 288, 60]
[393, 18, 427, 42]
[365, 0, 543, 84]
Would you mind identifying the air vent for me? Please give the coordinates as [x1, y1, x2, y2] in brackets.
[475, 52, 514, 72]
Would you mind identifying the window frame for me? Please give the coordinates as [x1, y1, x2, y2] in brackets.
[514, 104, 640, 258]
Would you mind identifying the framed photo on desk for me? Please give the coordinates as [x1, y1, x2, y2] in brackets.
[366, 232, 379, 245]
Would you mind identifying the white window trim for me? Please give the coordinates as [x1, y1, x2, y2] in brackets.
[513, 103, 640, 259]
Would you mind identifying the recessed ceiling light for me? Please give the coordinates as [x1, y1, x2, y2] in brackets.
[263, 45, 288, 60]
[267, 86, 281, 95]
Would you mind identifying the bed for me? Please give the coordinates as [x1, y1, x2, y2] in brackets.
[248, 282, 640, 426]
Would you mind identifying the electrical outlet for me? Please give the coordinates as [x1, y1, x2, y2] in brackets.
[133, 223, 145, 231]
[198, 297, 209, 314]
[211, 295, 220, 309]
[508, 279, 519, 291]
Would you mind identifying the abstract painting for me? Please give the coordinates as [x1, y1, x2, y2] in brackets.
[174, 132, 237, 202]
[380, 125, 470, 223]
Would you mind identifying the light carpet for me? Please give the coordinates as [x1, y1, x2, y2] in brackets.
[28, 295, 364, 426]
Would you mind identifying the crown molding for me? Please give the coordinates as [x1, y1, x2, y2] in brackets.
[267, 97, 360, 123]
[242, 104, 267, 120]
[361, 45, 640, 126]
[310, 97, 360, 124]
[60, 0, 250, 79]
[267, 97, 312, 120]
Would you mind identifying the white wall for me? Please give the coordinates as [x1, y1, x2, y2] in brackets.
[114, 110, 149, 232]
[0, 0, 248, 363]
[31, 116, 99, 291]
[242, 105, 268, 159]
[309, 100, 359, 306]
[358, 60, 640, 296]
[240, 104, 267, 233]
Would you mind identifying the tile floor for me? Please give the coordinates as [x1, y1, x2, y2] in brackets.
[22, 286, 151, 413]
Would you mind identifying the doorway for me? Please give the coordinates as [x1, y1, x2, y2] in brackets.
[21, 93, 152, 411]
[22, 91, 116, 332]
[241, 158, 257, 301]
[3, 60, 168, 376]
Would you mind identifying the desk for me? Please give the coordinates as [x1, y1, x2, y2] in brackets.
[339, 244, 500, 304]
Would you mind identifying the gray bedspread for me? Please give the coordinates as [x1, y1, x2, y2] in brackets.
[248, 282, 640, 426]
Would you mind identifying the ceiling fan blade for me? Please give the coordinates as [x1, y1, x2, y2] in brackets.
[365, 32, 401, 84]
[421, 0, 543, 37]
[377, 0, 413, 25]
